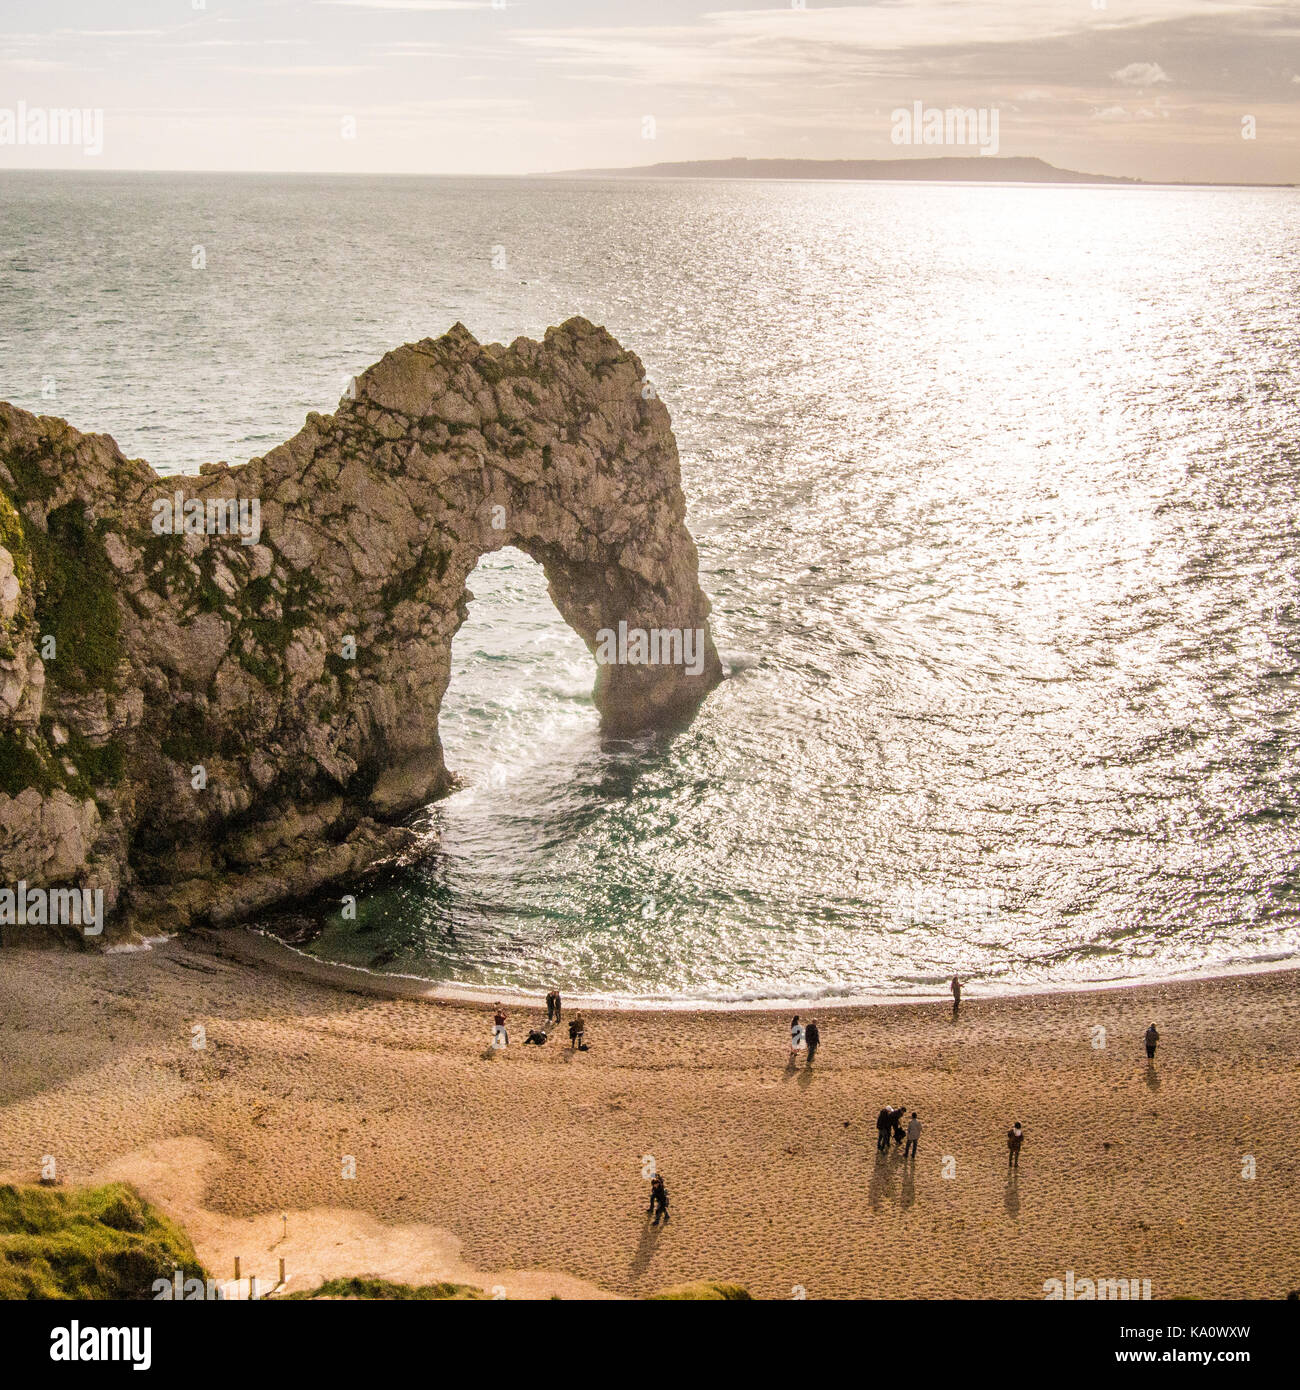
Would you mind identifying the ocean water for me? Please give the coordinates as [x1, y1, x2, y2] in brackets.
[2, 172, 1298, 1002]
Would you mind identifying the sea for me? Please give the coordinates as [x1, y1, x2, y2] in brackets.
[2, 170, 1297, 1003]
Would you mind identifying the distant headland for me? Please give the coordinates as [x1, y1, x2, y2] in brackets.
[545, 155, 1293, 188]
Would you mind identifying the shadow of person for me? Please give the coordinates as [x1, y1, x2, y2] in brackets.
[480, 1046, 499, 1061]
[868, 1150, 895, 1212]
[1145, 1061, 1160, 1093]
[1005, 1170, 1021, 1218]
[797, 1065, 816, 1089]
[901, 1163, 916, 1211]
[784, 1053, 799, 1079]
[630, 1218, 660, 1277]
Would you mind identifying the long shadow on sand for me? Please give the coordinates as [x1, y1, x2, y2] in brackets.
[1005, 1170, 1021, 1217]
[630, 1219, 663, 1277]
[868, 1150, 898, 1211]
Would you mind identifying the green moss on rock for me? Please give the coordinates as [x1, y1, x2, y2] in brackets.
[160, 702, 210, 765]
[27, 503, 122, 693]
[0, 488, 31, 590]
[2, 441, 59, 502]
[0, 728, 58, 797]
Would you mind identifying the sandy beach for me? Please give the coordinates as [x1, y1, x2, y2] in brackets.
[1, 935, 1297, 1300]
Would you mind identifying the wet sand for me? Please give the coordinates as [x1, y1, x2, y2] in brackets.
[1, 935, 1297, 1299]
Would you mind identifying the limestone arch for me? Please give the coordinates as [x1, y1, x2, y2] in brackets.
[0, 317, 721, 934]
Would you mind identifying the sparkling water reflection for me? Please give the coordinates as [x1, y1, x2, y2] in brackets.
[2, 173, 1296, 999]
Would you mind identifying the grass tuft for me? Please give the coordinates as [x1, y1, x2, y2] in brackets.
[0, 1182, 207, 1300]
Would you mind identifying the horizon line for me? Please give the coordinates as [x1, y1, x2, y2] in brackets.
[0, 164, 1294, 189]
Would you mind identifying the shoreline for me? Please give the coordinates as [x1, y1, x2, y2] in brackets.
[189, 925, 1299, 1016]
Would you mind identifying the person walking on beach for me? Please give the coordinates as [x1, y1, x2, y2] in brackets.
[951, 974, 962, 1020]
[492, 1005, 508, 1049]
[803, 1018, 820, 1066]
[904, 1112, 921, 1161]
[876, 1106, 893, 1153]
[1145, 1023, 1159, 1061]
[569, 1014, 586, 1050]
[1007, 1122, 1024, 1169]
[545, 991, 557, 1023]
[647, 1173, 670, 1226]
[790, 1015, 803, 1055]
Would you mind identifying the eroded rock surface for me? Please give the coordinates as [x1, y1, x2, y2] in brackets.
[0, 318, 721, 943]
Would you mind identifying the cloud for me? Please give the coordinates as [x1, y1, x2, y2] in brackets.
[217, 64, 379, 76]
[318, 1, 490, 10]
[1112, 62, 1172, 86]
[1094, 103, 1169, 121]
[167, 39, 312, 49]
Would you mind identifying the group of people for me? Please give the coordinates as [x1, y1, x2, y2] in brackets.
[871, 1106, 1023, 1168]
[493, 994, 588, 1051]
[875, 1106, 922, 1158]
[788, 1015, 821, 1065]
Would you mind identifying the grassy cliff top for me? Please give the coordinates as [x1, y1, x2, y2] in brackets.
[0, 1181, 206, 1300]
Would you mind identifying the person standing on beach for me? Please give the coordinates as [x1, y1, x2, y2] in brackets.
[492, 1005, 508, 1049]
[545, 991, 557, 1023]
[876, 1106, 893, 1153]
[890, 1107, 907, 1147]
[569, 1014, 585, 1050]
[790, 1015, 803, 1055]
[1007, 1122, 1024, 1169]
[1145, 1023, 1159, 1060]
[904, 1112, 921, 1161]
[647, 1173, 670, 1226]
[951, 974, 962, 1020]
[803, 1019, 820, 1066]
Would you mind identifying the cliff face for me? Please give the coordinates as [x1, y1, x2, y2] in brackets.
[0, 318, 721, 944]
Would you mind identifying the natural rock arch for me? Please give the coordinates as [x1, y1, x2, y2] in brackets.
[0, 317, 721, 941]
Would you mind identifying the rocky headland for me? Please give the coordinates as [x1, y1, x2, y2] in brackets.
[0, 317, 721, 945]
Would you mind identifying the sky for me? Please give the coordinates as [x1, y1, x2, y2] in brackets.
[0, 0, 1297, 182]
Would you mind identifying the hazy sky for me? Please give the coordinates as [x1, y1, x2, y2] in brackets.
[0, 0, 1297, 181]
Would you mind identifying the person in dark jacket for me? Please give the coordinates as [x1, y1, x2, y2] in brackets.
[1007, 1122, 1024, 1169]
[890, 1107, 907, 1147]
[876, 1106, 893, 1153]
[1145, 1023, 1159, 1060]
[803, 1019, 820, 1066]
[647, 1173, 670, 1226]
